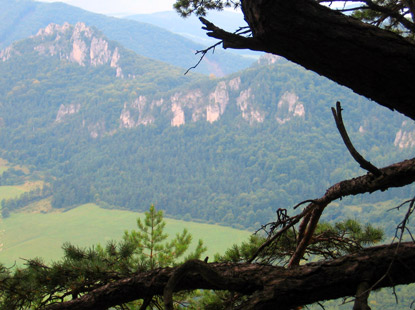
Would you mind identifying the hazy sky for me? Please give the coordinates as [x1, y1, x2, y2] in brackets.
[37, 0, 178, 15]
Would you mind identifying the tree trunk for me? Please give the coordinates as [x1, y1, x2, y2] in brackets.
[214, 0, 415, 121]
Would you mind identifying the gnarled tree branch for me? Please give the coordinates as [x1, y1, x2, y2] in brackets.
[44, 243, 415, 310]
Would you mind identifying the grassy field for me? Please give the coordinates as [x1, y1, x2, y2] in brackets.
[0, 186, 26, 201]
[0, 203, 251, 267]
[0, 157, 42, 202]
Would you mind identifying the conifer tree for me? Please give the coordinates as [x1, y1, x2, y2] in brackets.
[0, 205, 206, 310]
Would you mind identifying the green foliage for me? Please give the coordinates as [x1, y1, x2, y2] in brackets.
[174, 0, 240, 17]
[0, 205, 206, 309]
[348, 0, 415, 38]
[123, 204, 207, 269]
[216, 219, 383, 264]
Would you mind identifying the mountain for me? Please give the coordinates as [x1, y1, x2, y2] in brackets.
[0, 23, 414, 230]
[0, 0, 254, 76]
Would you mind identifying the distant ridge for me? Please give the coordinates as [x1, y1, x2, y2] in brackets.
[0, 0, 254, 76]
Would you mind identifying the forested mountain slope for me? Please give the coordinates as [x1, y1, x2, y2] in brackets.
[0, 24, 414, 229]
[0, 0, 253, 76]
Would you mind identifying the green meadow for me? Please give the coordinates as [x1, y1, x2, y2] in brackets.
[0, 203, 251, 267]
[0, 186, 26, 201]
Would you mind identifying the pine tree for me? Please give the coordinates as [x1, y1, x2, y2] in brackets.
[0, 205, 206, 310]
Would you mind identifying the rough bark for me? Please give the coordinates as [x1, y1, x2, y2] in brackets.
[201, 0, 415, 120]
[45, 242, 415, 310]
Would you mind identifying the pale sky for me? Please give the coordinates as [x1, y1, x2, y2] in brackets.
[37, 0, 178, 16]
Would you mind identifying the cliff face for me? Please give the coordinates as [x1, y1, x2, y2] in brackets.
[119, 74, 305, 129]
[1, 22, 307, 137]
[1, 22, 124, 77]
[395, 121, 415, 149]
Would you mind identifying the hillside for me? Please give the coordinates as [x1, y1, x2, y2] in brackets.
[0, 0, 253, 76]
[0, 23, 414, 231]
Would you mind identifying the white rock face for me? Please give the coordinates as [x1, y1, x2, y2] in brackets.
[90, 37, 111, 66]
[275, 91, 305, 124]
[206, 104, 221, 123]
[88, 120, 105, 138]
[394, 121, 415, 149]
[236, 88, 265, 124]
[207, 81, 229, 123]
[110, 48, 123, 78]
[119, 108, 135, 128]
[120, 96, 156, 128]
[0, 46, 15, 61]
[71, 39, 87, 65]
[257, 53, 281, 65]
[171, 103, 185, 127]
[13, 22, 125, 76]
[228, 77, 241, 91]
[168, 90, 207, 126]
[55, 103, 81, 122]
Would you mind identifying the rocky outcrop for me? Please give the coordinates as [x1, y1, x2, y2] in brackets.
[257, 53, 281, 66]
[88, 120, 106, 139]
[207, 81, 229, 123]
[275, 91, 305, 124]
[170, 90, 205, 126]
[236, 88, 265, 124]
[120, 96, 158, 128]
[55, 103, 81, 122]
[0, 46, 15, 61]
[171, 103, 186, 127]
[394, 121, 415, 149]
[119, 78, 305, 129]
[2, 22, 124, 77]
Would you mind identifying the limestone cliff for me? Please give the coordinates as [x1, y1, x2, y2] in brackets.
[275, 91, 305, 124]
[1, 22, 124, 77]
[119, 74, 304, 128]
[394, 121, 415, 149]
[55, 103, 81, 122]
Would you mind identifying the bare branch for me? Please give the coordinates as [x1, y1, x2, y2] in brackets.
[184, 41, 222, 75]
[331, 101, 382, 176]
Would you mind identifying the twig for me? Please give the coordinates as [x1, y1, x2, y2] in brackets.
[184, 41, 222, 75]
[358, 196, 415, 303]
[184, 17, 263, 74]
[294, 199, 318, 210]
[331, 101, 382, 177]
